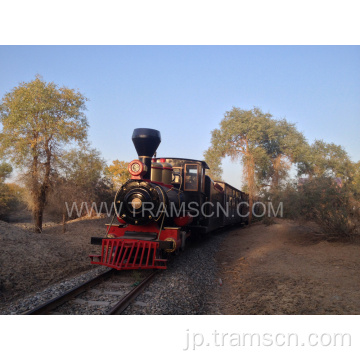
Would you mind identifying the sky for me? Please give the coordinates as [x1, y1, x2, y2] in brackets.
[0, 46, 359, 189]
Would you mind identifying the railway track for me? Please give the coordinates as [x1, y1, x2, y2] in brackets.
[24, 269, 157, 315]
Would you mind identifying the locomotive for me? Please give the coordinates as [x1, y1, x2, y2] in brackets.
[89, 128, 250, 270]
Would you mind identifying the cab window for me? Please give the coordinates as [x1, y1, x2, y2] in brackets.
[184, 164, 199, 191]
[172, 167, 182, 185]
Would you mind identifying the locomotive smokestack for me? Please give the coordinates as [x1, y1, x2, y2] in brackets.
[132, 128, 161, 179]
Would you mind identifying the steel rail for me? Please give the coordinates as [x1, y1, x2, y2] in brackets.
[24, 269, 115, 315]
[107, 270, 157, 315]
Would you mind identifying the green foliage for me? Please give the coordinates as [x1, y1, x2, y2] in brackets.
[0, 162, 12, 181]
[0, 75, 89, 231]
[298, 140, 353, 180]
[259, 119, 308, 188]
[205, 107, 307, 226]
[0, 75, 88, 167]
[203, 147, 223, 180]
[47, 146, 112, 219]
[60, 147, 105, 189]
[210, 107, 274, 159]
[0, 163, 24, 219]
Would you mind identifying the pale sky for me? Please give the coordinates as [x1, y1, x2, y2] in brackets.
[1, 46, 359, 189]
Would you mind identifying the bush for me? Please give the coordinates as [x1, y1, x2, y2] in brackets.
[267, 177, 360, 239]
[0, 183, 24, 220]
[300, 177, 359, 238]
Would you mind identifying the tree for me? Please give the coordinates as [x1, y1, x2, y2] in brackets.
[298, 140, 353, 181]
[260, 119, 308, 189]
[60, 147, 105, 191]
[350, 161, 360, 196]
[206, 107, 307, 223]
[47, 146, 112, 227]
[203, 147, 223, 180]
[0, 75, 88, 232]
[104, 160, 130, 189]
[207, 107, 276, 223]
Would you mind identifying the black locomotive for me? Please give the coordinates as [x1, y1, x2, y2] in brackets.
[90, 128, 251, 270]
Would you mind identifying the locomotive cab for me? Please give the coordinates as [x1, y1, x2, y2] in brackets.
[154, 158, 208, 217]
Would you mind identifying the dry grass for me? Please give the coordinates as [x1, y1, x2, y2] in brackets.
[0, 215, 109, 306]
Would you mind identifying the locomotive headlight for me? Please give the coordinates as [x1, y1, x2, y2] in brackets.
[128, 159, 147, 177]
[131, 162, 140, 173]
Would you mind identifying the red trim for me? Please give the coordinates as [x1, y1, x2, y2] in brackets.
[90, 223, 183, 270]
[174, 215, 193, 227]
[138, 178, 173, 189]
[128, 159, 146, 177]
[90, 239, 167, 270]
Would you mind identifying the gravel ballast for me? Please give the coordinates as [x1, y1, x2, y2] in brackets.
[123, 232, 225, 315]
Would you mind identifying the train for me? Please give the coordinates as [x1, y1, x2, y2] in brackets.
[89, 128, 253, 270]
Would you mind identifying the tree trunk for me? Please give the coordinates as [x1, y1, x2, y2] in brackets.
[33, 186, 46, 233]
[33, 207, 43, 233]
[62, 213, 66, 233]
[244, 154, 255, 225]
[248, 194, 253, 225]
[31, 152, 42, 233]
[32, 138, 52, 233]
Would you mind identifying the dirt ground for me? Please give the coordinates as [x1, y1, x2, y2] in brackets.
[211, 219, 360, 314]
[0, 214, 108, 307]
[1, 215, 359, 314]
